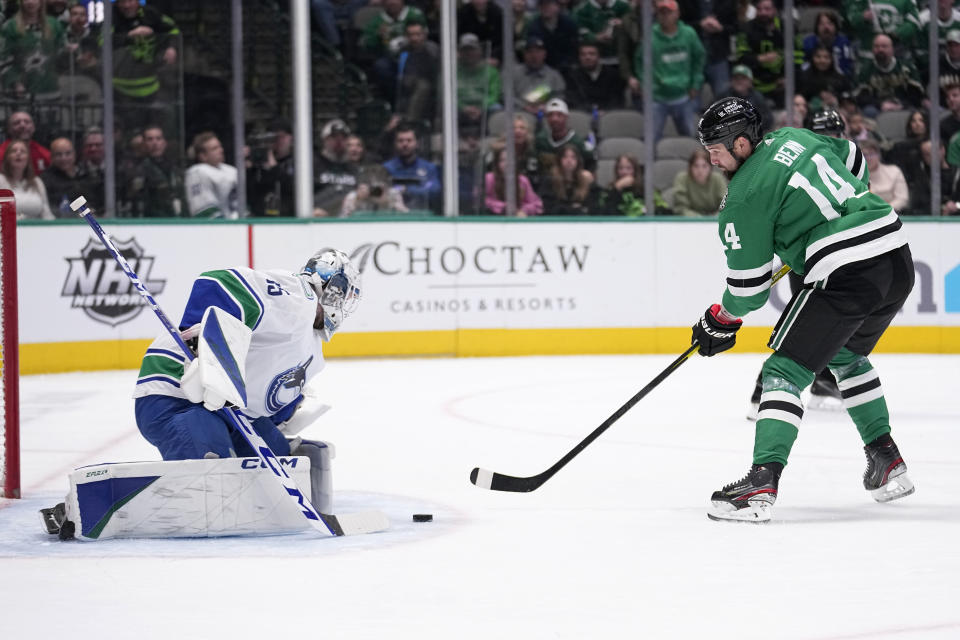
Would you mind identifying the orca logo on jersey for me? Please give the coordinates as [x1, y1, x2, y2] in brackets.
[265, 355, 315, 413]
[61, 237, 167, 326]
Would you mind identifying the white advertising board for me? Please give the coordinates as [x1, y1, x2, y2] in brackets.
[16, 219, 960, 355]
[18, 223, 248, 343]
[254, 220, 960, 330]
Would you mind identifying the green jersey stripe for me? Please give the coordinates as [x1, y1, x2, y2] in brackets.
[769, 288, 812, 351]
[138, 353, 185, 381]
[198, 270, 264, 330]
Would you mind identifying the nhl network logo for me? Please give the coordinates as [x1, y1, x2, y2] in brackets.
[62, 237, 166, 326]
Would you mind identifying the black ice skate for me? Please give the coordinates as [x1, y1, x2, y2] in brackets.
[708, 464, 780, 523]
[863, 434, 914, 503]
[807, 372, 843, 412]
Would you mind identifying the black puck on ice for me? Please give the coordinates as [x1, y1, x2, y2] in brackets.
[412, 514, 433, 523]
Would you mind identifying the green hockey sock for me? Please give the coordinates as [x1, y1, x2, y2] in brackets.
[828, 348, 891, 445]
[753, 354, 815, 466]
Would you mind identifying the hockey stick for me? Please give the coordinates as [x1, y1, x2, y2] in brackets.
[470, 263, 793, 493]
[70, 197, 388, 537]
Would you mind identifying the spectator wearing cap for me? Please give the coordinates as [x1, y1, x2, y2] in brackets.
[457, 33, 503, 130]
[717, 65, 774, 133]
[853, 33, 926, 117]
[526, 0, 580, 73]
[571, 0, 629, 64]
[535, 98, 596, 172]
[797, 45, 853, 112]
[457, 0, 504, 66]
[383, 122, 441, 213]
[514, 36, 567, 114]
[247, 118, 296, 217]
[565, 39, 626, 112]
[933, 30, 960, 108]
[314, 119, 358, 217]
[801, 11, 855, 79]
[0, 110, 51, 175]
[633, 0, 704, 142]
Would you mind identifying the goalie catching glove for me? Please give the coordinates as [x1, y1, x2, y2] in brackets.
[181, 307, 253, 410]
[692, 304, 742, 356]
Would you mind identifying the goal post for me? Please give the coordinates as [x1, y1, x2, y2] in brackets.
[1, 190, 19, 499]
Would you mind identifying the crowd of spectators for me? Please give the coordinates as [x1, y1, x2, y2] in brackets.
[312, 0, 960, 217]
[6, 1, 960, 218]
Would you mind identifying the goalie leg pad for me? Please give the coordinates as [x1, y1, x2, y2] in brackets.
[61, 457, 316, 540]
[290, 439, 335, 514]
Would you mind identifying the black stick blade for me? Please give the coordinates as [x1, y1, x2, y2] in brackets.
[470, 467, 545, 493]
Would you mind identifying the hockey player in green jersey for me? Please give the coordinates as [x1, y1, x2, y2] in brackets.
[692, 97, 915, 522]
[746, 109, 848, 419]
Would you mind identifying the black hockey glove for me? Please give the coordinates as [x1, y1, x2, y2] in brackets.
[692, 304, 742, 357]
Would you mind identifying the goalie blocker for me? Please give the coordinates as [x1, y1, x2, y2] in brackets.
[41, 440, 334, 541]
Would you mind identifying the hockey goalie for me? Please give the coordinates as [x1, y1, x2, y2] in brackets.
[42, 249, 362, 540]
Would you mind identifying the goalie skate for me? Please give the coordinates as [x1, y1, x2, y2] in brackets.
[707, 464, 779, 523]
[863, 435, 915, 503]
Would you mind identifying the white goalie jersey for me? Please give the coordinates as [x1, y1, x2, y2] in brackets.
[134, 267, 326, 420]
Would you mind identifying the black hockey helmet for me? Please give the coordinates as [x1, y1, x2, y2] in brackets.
[804, 108, 845, 137]
[698, 97, 764, 152]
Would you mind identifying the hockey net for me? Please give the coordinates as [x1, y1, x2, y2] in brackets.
[0, 190, 19, 499]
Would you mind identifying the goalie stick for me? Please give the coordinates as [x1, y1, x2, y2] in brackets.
[70, 197, 388, 537]
[470, 263, 792, 493]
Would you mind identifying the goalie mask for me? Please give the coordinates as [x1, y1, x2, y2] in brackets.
[301, 249, 362, 341]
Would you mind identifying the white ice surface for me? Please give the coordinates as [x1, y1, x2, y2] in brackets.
[2, 354, 959, 639]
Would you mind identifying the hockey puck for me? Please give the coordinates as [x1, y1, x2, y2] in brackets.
[412, 514, 433, 523]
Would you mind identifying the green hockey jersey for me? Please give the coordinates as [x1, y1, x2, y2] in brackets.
[717, 127, 908, 318]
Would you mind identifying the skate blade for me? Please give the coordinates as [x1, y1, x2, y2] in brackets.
[806, 394, 844, 412]
[707, 499, 773, 523]
[870, 472, 915, 503]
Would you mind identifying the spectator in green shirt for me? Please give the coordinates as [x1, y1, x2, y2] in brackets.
[0, 0, 66, 100]
[633, 0, 705, 141]
[457, 33, 502, 131]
